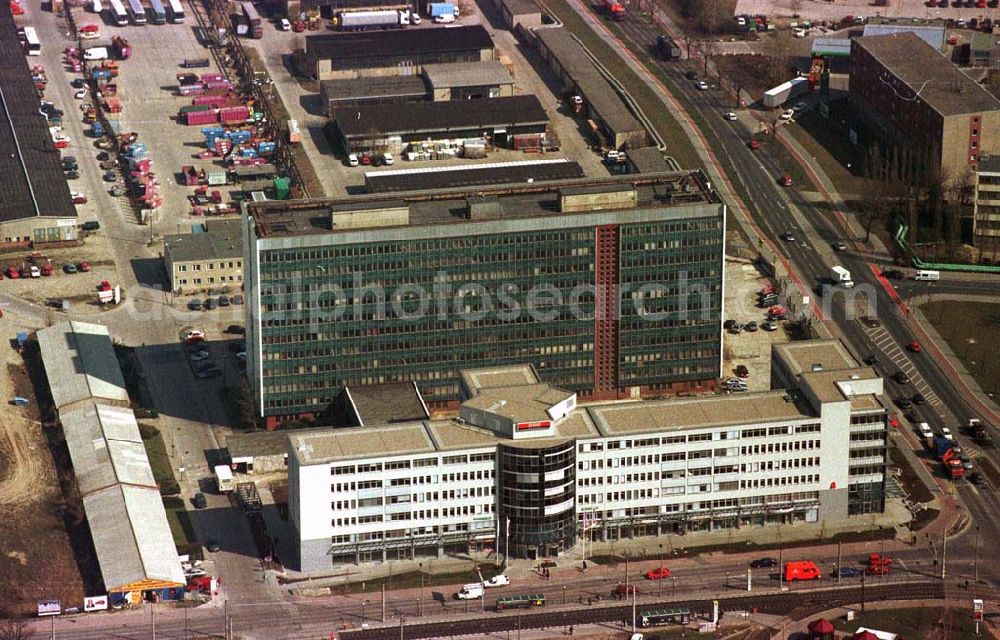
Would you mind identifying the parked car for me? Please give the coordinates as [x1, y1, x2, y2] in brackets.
[645, 567, 672, 580]
[189, 350, 211, 362]
[181, 329, 205, 341]
[913, 393, 927, 405]
[347, 153, 359, 167]
[762, 320, 779, 331]
[745, 321, 758, 332]
[224, 324, 245, 335]
[723, 111, 737, 121]
[894, 371, 910, 384]
[64, 170, 80, 180]
[382, 152, 395, 165]
[74, 89, 87, 99]
[735, 365, 750, 378]
[203, 298, 218, 310]
[835, 566, 860, 578]
[63, 263, 78, 274]
[896, 396, 912, 409]
[187, 299, 203, 311]
[71, 192, 88, 205]
[191, 492, 207, 509]
[6, 266, 19, 279]
[231, 294, 244, 305]
[29, 265, 40, 278]
[102, 171, 117, 182]
[483, 574, 511, 588]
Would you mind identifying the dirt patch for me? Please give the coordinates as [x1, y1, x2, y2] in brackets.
[889, 444, 934, 504]
[922, 300, 1000, 400]
[0, 348, 86, 616]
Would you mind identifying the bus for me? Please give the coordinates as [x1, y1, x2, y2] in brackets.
[148, 0, 166, 23]
[108, 0, 129, 25]
[639, 608, 691, 628]
[495, 594, 544, 611]
[126, 0, 147, 25]
[23, 26, 40, 55]
[166, 0, 184, 22]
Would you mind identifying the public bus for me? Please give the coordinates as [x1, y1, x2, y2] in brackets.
[148, 0, 166, 24]
[126, 0, 147, 25]
[23, 26, 40, 55]
[166, 0, 184, 22]
[108, 0, 129, 25]
[639, 608, 691, 628]
[495, 594, 545, 612]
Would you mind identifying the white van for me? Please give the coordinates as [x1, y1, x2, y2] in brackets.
[83, 47, 108, 61]
[914, 269, 940, 281]
[456, 583, 484, 600]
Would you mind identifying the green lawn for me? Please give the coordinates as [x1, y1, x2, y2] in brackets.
[140, 423, 180, 496]
[162, 496, 199, 555]
[539, 0, 702, 169]
[834, 607, 982, 637]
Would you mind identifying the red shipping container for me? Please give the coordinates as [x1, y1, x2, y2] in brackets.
[185, 110, 219, 126]
[193, 95, 231, 107]
[219, 106, 250, 124]
[205, 80, 232, 90]
[200, 73, 224, 83]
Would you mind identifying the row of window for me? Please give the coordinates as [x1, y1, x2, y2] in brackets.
[176, 261, 241, 272]
[177, 275, 240, 286]
[332, 503, 492, 527]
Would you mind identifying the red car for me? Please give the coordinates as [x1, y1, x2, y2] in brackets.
[780, 174, 793, 187]
[907, 341, 922, 353]
[5, 266, 19, 279]
[645, 567, 672, 580]
[77, 261, 91, 272]
[748, 139, 760, 150]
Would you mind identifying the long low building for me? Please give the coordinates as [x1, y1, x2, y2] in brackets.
[320, 76, 429, 115]
[534, 27, 646, 150]
[364, 159, 585, 193]
[287, 339, 891, 570]
[422, 61, 515, 101]
[307, 25, 495, 80]
[37, 322, 185, 602]
[329, 95, 549, 153]
[0, 1, 78, 246]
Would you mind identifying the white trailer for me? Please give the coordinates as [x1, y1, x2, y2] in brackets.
[830, 265, 854, 288]
[338, 10, 406, 30]
[214, 464, 235, 493]
[763, 76, 809, 108]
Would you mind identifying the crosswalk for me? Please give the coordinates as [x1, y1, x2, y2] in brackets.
[862, 323, 941, 407]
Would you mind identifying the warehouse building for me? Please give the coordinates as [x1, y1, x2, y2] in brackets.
[37, 322, 185, 602]
[862, 17, 947, 52]
[364, 159, 585, 193]
[287, 339, 890, 570]
[328, 94, 549, 153]
[306, 26, 496, 80]
[493, 0, 542, 31]
[163, 217, 243, 293]
[320, 76, 429, 115]
[422, 61, 515, 101]
[534, 27, 647, 149]
[849, 32, 1000, 180]
[0, 2, 78, 247]
[626, 147, 671, 174]
[242, 171, 725, 428]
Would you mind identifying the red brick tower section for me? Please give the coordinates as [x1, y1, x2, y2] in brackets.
[593, 224, 620, 400]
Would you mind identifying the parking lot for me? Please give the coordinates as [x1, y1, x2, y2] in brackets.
[243, 7, 610, 197]
[721, 258, 791, 391]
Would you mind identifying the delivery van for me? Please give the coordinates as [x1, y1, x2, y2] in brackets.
[914, 270, 940, 281]
[784, 561, 821, 582]
[456, 583, 484, 600]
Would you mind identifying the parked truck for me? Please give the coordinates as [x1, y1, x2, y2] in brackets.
[111, 35, 131, 59]
[656, 34, 681, 59]
[428, 3, 455, 20]
[214, 464, 235, 493]
[603, 0, 625, 20]
[763, 76, 809, 108]
[337, 9, 407, 29]
[830, 265, 854, 288]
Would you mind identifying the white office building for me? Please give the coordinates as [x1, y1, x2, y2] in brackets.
[287, 340, 889, 571]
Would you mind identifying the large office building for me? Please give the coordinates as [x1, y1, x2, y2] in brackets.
[286, 340, 890, 571]
[242, 172, 726, 428]
[849, 32, 1000, 180]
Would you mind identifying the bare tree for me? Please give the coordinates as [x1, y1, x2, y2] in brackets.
[682, 34, 696, 59]
[760, 31, 796, 87]
[694, 0, 728, 35]
[0, 619, 35, 640]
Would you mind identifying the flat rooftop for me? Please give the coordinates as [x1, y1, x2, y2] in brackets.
[627, 147, 670, 173]
[773, 339, 860, 376]
[164, 224, 243, 262]
[307, 25, 493, 61]
[347, 381, 429, 426]
[461, 364, 541, 393]
[320, 75, 428, 103]
[853, 33, 1000, 116]
[587, 391, 816, 436]
[422, 60, 514, 89]
[331, 95, 547, 137]
[227, 430, 292, 460]
[862, 22, 945, 51]
[248, 172, 720, 239]
[0, 2, 77, 225]
[365, 159, 585, 193]
[504, 0, 541, 15]
[463, 383, 574, 424]
[535, 27, 644, 137]
[799, 368, 882, 404]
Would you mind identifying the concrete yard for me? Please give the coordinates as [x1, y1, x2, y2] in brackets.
[721, 258, 790, 391]
[735, 0, 998, 21]
[244, 9, 611, 197]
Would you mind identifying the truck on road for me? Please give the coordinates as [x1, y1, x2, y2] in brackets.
[830, 265, 854, 288]
[656, 34, 681, 59]
[214, 464, 235, 493]
[763, 76, 809, 108]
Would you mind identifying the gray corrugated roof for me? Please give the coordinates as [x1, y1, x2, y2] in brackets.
[227, 431, 291, 460]
[307, 25, 493, 62]
[321, 76, 428, 104]
[84, 484, 185, 590]
[422, 61, 514, 89]
[535, 27, 644, 138]
[37, 322, 129, 409]
[164, 224, 243, 263]
[61, 402, 155, 496]
[853, 33, 1000, 117]
[862, 22, 945, 52]
[0, 2, 77, 224]
[627, 147, 670, 173]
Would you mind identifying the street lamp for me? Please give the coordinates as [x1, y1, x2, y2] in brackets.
[418, 563, 424, 617]
[361, 599, 368, 622]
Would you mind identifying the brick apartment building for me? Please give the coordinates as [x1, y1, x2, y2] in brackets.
[849, 32, 1000, 182]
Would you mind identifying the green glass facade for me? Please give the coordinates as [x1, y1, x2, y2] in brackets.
[247, 188, 725, 425]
